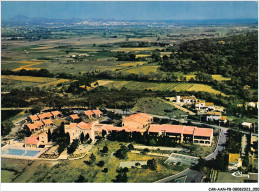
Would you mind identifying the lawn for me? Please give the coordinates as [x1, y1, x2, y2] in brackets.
[102, 80, 226, 96]
[1, 170, 17, 183]
[216, 172, 245, 183]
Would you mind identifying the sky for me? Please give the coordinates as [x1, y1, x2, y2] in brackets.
[2, 1, 258, 21]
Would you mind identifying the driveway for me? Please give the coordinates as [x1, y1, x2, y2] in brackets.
[205, 127, 228, 160]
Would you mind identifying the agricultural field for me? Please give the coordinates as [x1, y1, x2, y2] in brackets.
[102, 80, 226, 96]
[1, 75, 71, 91]
[111, 47, 163, 52]
[124, 65, 159, 74]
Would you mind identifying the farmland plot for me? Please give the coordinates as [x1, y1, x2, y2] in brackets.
[103, 80, 226, 96]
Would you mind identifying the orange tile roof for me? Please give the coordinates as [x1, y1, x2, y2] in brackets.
[149, 124, 162, 133]
[67, 123, 77, 129]
[183, 126, 195, 135]
[45, 112, 53, 118]
[124, 114, 150, 125]
[77, 122, 92, 130]
[102, 124, 123, 132]
[25, 135, 39, 145]
[135, 113, 153, 120]
[162, 124, 183, 134]
[26, 123, 38, 130]
[229, 153, 240, 164]
[84, 110, 94, 116]
[194, 127, 213, 137]
[34, 120, 44, 127]
[51, 111, 62, 116]
[92, 109, 103, 115]
[42, 119, 53, 125]
[37, 113, 47, 120]
[207, 111, 221, 116]
[29, 115, 39, 121]
[70, 114, 80, 120]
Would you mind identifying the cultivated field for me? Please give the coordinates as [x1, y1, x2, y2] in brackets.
[101, 80, 226, 96]
[111, 47, 163, 52]
[1, 75, 71, 91]
[124, 65, 159, 74]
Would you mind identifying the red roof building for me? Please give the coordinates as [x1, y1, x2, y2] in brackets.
[29, 115, 39, 122]
[25, 135, 39, 145]
[77, 122, 92, 130]
[194, 127, 213, 138]
[70, 114, 80, 120]
[84, 110, 94, 117]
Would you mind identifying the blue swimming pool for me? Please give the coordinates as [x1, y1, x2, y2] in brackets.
[2, 148, 40, 157]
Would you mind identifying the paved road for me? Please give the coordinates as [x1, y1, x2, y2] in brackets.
[205, 127, 228, 160]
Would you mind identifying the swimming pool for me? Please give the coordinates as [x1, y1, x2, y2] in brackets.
[2, 148, 41, 157]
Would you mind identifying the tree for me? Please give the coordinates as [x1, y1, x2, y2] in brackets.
[16, 126, 31, 140]
[96, 161, 104, 167]
[75, 175, 85, 183]
[101, 146, 108, 153]
[80, 132, 84, 144]
[31, 102, 44, 114]
[102, 130, 107, 138]
[67, 139, 79, 154]
[47, 129, 52, 142]
[1, 120, 14, 136]
[89, 153, 96, 163]
[147, 158, 157, 170]
[114, 145, 128, 159]
[127, 144, 134, 151]
[85, 133, 90, 141]
[102, 168, 108, 173]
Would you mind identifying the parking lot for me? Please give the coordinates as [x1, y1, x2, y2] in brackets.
[164, 153, 199, 166]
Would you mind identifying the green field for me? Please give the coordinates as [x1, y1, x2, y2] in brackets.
[133, 97, 187, 117]
[1, 170, 17, 183]
[103, 80, 226, 96]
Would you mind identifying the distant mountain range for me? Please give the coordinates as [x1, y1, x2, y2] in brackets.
[2, 15, 258, 27]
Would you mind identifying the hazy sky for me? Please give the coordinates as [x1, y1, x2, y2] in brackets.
[2, 1, 258, 20]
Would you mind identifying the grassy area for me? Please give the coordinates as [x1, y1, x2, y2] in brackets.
[133, 97, 187, 117]
[1, 170, 17, 183]
[216, 172, 245, 183]
[102, 80, 225, 96]
[1, 140, 187, 183]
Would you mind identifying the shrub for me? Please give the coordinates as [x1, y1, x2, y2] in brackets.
[96, 161, 104, 167]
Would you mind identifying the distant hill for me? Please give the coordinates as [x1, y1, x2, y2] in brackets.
[2, 15, 258, 27]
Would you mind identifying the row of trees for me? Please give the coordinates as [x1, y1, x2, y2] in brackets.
[107, 131, 185, 147]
